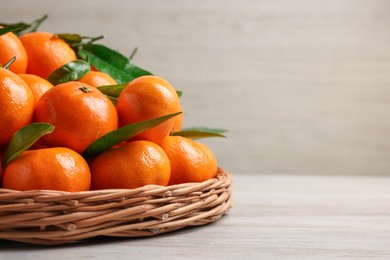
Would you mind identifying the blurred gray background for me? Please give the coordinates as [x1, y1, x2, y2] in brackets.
[2, 0, 390, 175]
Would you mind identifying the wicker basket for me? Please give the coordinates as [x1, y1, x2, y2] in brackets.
[0, 168, 232, 245]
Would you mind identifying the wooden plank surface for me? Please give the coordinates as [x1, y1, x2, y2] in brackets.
[1, 173, 390, 259]
[1, 0, 390, 175]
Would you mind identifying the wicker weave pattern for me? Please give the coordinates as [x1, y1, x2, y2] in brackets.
[0, 168, 232, 245]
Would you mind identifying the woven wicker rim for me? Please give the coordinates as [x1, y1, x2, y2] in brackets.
[0, 168, 232, 245]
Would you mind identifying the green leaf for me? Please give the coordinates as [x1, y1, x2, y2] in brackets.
[181, 127, 227, 134]
[83, 112, 182, 159]
[97, 83, 126, 99]
[97, 84, 127, 105]
[0, 23, 29, 36]
[172, 128, 227, 139]
[48, 60, 91, 85]
[176, 90, 183, 98]
[78, 44, 152, 84]
[2, 123, 54, 168]
[81, 44, 131, 71]
[57, 33, 82, 44]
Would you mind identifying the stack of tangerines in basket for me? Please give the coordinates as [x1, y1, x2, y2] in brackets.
[0, 16, 232, 245]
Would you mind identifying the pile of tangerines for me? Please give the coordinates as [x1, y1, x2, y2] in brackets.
[0, 17, 223, 192]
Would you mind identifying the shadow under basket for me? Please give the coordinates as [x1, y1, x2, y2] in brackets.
[0, 168, 232, 245]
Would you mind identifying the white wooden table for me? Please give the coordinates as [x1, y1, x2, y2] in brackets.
[1, 173, 390, 259]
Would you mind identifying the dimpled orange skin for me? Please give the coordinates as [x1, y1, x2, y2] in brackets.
[159, 136, 218, 185]
[2, 147, 91, 192]
[0, 28, 28, 74]
[18, 74, 53, 108]
[90, 141, 171, 190]
[78, 71, 117, 87]
[34, 81, 118, 154]
[19, 32, 77, 79]
[0, 68, 34, 147]
[116, 75, 181, 144]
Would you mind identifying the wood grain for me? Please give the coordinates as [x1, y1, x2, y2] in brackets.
[1, 173, 390, 259]
[1, 0, 390, 175]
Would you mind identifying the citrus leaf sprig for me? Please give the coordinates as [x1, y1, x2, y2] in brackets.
[56, 33, 152, 84]
[78, 43, 152, 84]
[0, 14, 48, 36]
[0, 24, 28, 36]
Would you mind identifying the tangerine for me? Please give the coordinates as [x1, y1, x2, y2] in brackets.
[78, 71, 117, 87]
[19, 32, 76, 79]
[159, 136, 218, 185]
[0, 68, 34, 147]
[18, 74, 53, 108]
[116, 75, 181, 144]
[2, 147, 91, 191]
[90, 140, 171, 189]
[0, 28, 28, 74]
[34, 81, 118, 154]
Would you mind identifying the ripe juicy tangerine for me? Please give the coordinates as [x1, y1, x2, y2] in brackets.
[0, 28, 28, 74]
[116, 75, 182, 144]
[18, 74, 53, 108]
[19, 32, 76, 79]
[159, 136, 218, 185]
[34, 81, 118, 154]
[90, 140, 171, 189]
[2, 147, 91, 192]
[78, 71, 117, 87]
[0, 68, 34, 148]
